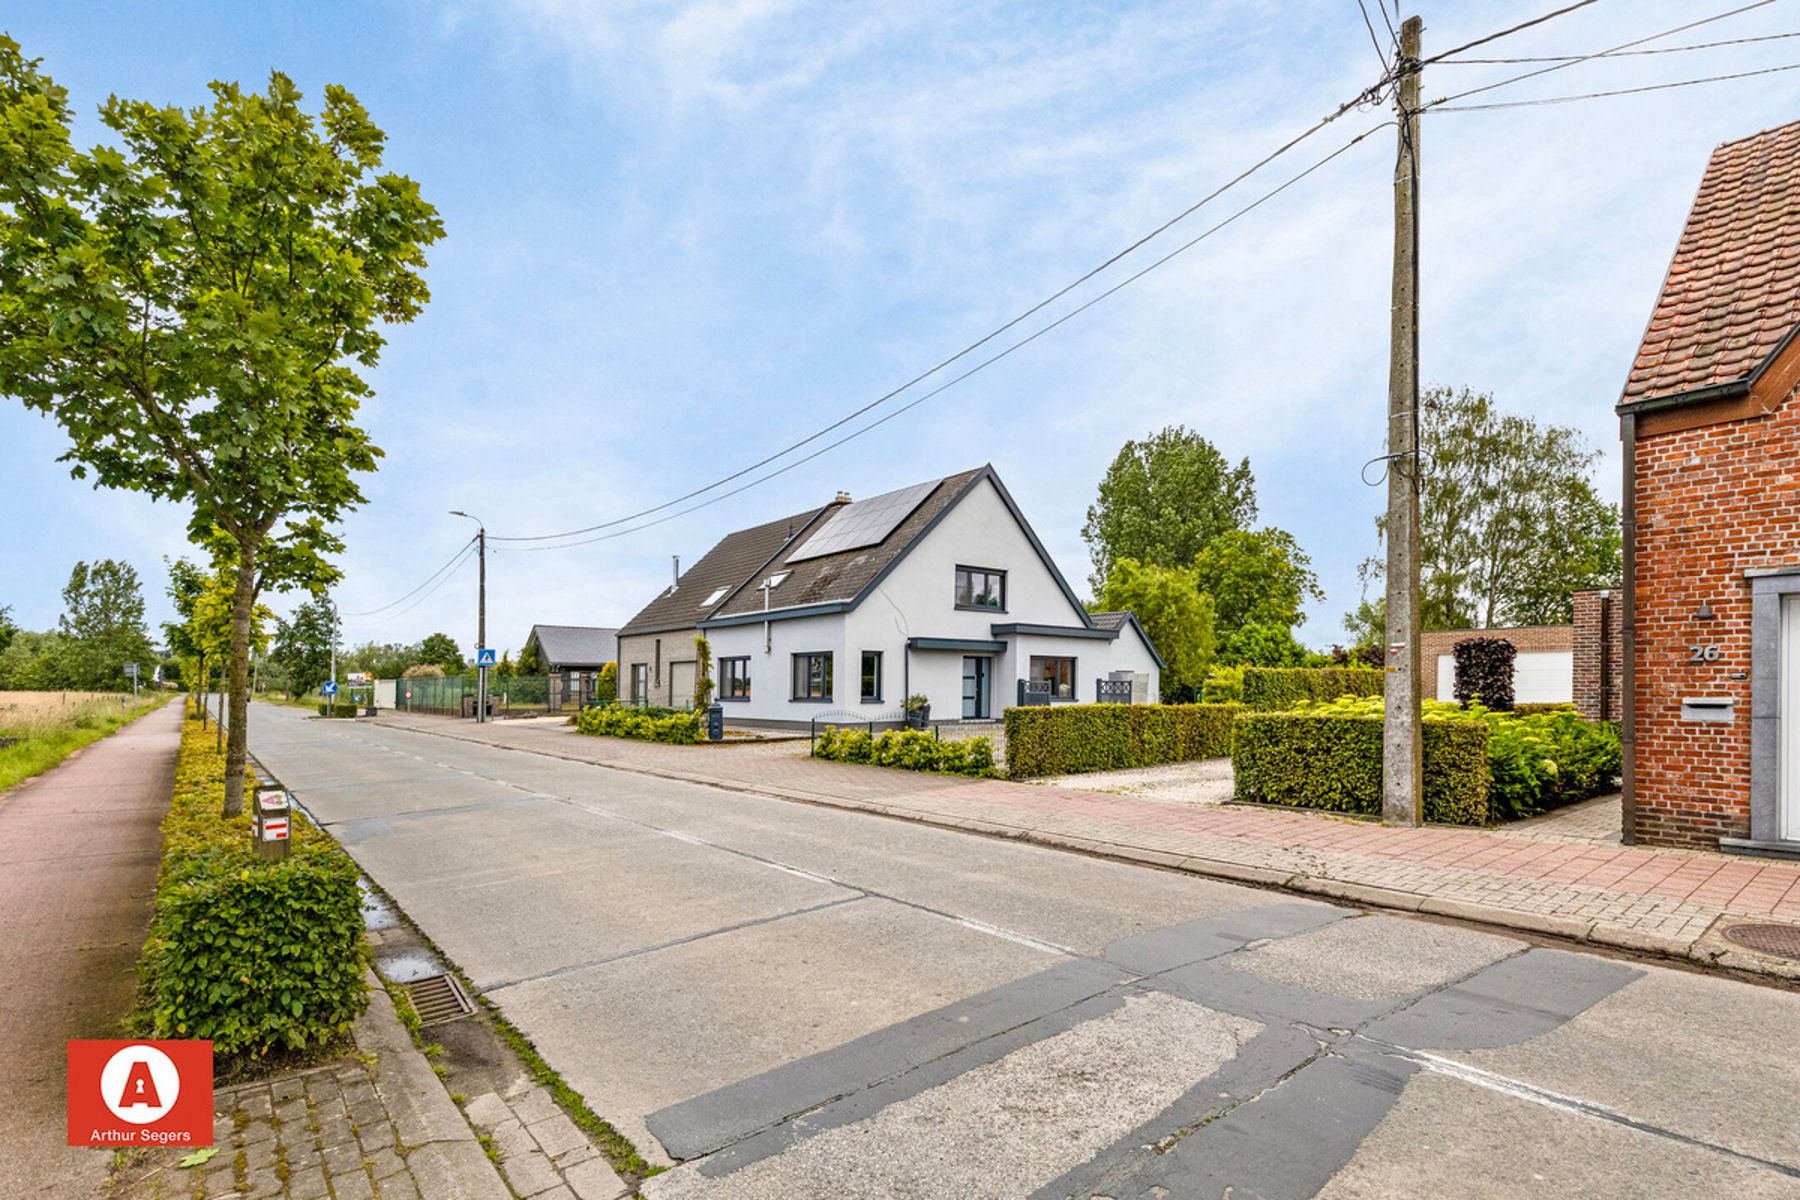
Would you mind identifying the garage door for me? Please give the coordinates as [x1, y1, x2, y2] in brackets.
[1435, 651, 1572, 704]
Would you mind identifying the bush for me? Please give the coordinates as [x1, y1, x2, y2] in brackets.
[136, 713, 367, 1067]
[1232, 710, 1490, 825]
[575, 703, 701, 744]
[813, 726, 996, 777]
[1241, 667, 1385, 710]
[596, 662, 618, 705]
[1453, 637, 1516, 711]
[1003, 703, 1242, 778]
[315, 703, 360, 718]
[1201, 664, 1247, 704]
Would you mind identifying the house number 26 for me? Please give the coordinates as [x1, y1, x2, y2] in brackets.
[1689, 644, 1721, 664]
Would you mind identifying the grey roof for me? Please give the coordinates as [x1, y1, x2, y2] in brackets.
[1088, 611, 1131, 632]
[1087, 611, 1166, 669]
[617, 505, 832, 637]
[527, 624, 619, 668]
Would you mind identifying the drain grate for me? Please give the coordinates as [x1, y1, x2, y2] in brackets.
[1722, 922, 1800, 961]
[405, 972, 475, 1026]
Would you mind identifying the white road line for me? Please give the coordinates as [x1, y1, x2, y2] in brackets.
[1411, 1051, 1629, 1121]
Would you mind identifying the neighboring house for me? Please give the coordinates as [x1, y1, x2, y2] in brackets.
[616, 465, 1162, 724]
[523, 624, 618, 707]
[1617, 119, 1800, 852]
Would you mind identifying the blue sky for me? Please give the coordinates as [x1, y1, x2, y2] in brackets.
[6, 1, 1800, 657]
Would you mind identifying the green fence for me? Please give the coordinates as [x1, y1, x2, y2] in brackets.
[395, 673, 596, 718]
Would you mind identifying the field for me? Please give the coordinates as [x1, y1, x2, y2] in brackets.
[0, 690, 168, 792]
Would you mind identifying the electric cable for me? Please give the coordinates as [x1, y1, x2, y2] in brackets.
[339, 539, 478, 627]
[337, 534, 476, 617]
[1428, 59, 1800, 111]
[1441, 28, 1800, 64]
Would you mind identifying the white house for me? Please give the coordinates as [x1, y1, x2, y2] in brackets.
[617, 466, 1162, 726]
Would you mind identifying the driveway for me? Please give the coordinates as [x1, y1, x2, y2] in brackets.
[246, 704, 1800, 1196]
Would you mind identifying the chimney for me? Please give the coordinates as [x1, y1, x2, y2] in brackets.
[833, 491, 853, 505]
[672, 554, 680, 586]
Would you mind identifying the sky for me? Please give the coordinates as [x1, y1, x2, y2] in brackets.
[5, 0, 1800, 659]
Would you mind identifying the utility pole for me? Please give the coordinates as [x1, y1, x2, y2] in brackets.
[452, 511, 488, 723]
[1383, 14, 1424, 827]
[329, 598, 339, 717]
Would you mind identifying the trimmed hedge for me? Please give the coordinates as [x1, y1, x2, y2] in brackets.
[576, 703, 701, 744]
[315, 703, 361, 718]
[1003, 703, 1243, 778]
[1232, 711, 1490, 825]
[1242, 667, 1384, 711]
[813, 727, 996, 776]
[136, 708, 367, 1066]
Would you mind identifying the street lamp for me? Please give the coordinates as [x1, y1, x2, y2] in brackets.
[450, 510, 487, 723]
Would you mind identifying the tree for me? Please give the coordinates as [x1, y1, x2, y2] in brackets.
[269, 598, 335, 701]
[517, 639, 543, 676]
[1363, 387, 1621, 630]
[0, 42, 444, 813]
[1191, 527, 1323, 640]
[1096, 558, 1216, 702]
[0, 630, 64, 690]
[1083, 426, 1257, 591]
[0, 605, 15, 655]
[1216, 621, 1310, 668]
[496, 651, 515, 678]
[418, 633, 464, 673]
[56, 559, 154, 689]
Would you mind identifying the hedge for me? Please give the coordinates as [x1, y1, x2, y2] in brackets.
[315, 703, 361, 718]
[1241, 667, 1384, 711]
[1232, 711, 1490, 825]
[135, 707, 367, 1067]
[1003, 703, 1243, 778]
[576, 703, 701, 744]
[813, 727, 996, 776]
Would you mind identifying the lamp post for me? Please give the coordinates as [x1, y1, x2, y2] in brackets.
[450, 510, 487, 723]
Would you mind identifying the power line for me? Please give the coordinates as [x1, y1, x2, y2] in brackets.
[501, 122, 1394, 554]
[1423, 0, 1779, 109]
[337, 535, 476, 617]
[1416, 0, 1603, 69]
[1355, 0, 1394, 72]
[487, 78, 1393, 545]
[340, 540, 479, 628]
[1428, 59, 1800, 111]
[1439, 28, 1800, 64]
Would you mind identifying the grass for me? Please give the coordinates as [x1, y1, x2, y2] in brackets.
[0, 690, 168, 792]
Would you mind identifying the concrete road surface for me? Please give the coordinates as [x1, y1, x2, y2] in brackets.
[247, 704, 1800, 1198]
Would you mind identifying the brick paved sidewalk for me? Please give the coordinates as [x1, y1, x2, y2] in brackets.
[372, 713, 1800, 980]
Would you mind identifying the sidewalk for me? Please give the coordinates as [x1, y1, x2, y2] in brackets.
[0, 699, 181, 1199]
[372, 712, 1800, 981]
[110, 975, 518, 1200]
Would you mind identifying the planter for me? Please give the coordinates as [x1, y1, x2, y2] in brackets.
[905, 704, 931, 730]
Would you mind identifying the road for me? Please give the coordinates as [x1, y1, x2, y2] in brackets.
[247, 703, 1800, 1198]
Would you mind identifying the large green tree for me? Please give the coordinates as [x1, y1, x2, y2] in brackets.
[1083, 426, 1256, 592]
[56, 559, 154, 689]
[0, 41, 443, 812]
[1096, 558, 1216, 702]
[1363, 387, 1621, 630]
[1191, 527, 1323, 641]
[269, 598, 335, 700]
[418, 632, 464, 672]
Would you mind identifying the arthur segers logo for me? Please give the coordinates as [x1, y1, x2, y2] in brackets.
[68, 1040, 213, 1147]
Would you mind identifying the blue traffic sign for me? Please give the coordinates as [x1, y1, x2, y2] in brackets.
[322, 680, 339, 696]
[477, 648, 497, 667]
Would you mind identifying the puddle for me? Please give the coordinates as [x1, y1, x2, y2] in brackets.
[375, 945, 448, 983]
[358, 873, 447, 982]
[359, 878, 401, 931]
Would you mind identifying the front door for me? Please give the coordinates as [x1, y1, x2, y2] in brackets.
[1783, 595, 1800, 839]
[962, 656, 990, 720]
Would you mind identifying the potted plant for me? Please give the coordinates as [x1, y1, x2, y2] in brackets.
[904, 694, 931, 729]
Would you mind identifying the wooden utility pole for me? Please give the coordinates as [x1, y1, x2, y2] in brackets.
[1383, 14, 1424, 827]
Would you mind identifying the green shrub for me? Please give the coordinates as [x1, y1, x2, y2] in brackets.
[813, 726, 995, 776]
[315, 703, 360, 718]
[1003, 703, 1242, 778]
[1241, 667, 1384, 710]
[1201, 664, 1247, 704]
[1232, 710, 1490, 825]
[136, 717, 367, 1067]
[596, 662, 618, 705]
[575, 703, 701, 744]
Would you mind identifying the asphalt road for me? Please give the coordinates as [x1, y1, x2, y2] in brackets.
[247, 703, 1800, 1199]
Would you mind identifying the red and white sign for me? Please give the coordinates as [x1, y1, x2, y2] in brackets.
[261, 817, 289, 842]
[68, 1040, 213, 1147]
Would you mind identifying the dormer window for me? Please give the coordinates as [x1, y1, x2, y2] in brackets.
[764, 571, 792, 590]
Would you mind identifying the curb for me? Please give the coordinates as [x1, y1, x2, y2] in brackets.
[367, 715, 1800, 987]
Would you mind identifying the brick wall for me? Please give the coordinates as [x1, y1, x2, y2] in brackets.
[1571, 588, 1623, 722]
[1418, 626, 1572, 702]
[615, 628, 695, 708]
[1631, 393, 1800, 848]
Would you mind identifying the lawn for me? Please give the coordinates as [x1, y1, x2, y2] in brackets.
[0, 690, 169, 792]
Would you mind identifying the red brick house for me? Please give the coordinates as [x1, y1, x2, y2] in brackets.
[1620, 119, 1800, 852]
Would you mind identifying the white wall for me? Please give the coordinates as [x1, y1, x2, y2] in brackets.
[1434, 650, 1573, 704]
[705, 612, 848, 722]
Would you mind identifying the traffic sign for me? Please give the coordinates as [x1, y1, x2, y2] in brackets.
[123, 663, 139, 678]
[477, 648, 496, 668]
[321, 681, 339, 697]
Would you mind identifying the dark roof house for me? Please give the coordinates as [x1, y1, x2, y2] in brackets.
[524, 624, 619, 669]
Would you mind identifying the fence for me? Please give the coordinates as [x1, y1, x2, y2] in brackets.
[393, 672, 600, 718]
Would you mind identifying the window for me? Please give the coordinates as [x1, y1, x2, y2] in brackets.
[955, 566, 1006, 610]
[720, 656, 751, 701]
[1030, 656, 1077, 701]
[764, 571, 792, 591]
[701, 585, 731, 607]
[860, 651, 883, 702]
[629, 663, 648, 703]
[791, 652, 832, 701]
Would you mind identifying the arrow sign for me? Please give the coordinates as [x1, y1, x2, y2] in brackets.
[477, 648, 496, 668]
[321, 681, 339, 697]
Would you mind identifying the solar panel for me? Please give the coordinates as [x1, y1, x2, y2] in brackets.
[785, 479, 940, 563]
